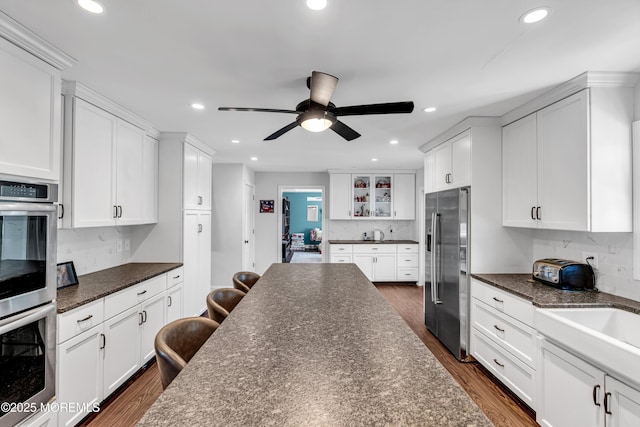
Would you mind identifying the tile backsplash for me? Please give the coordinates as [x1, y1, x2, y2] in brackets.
[57, 227, 132, 275]
[328, 220, 416, 241]
[532, 229, 638, 301]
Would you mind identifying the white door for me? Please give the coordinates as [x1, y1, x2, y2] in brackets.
[139, 292, 166, 363]
[537, 90, 589, 231]
[57, 326, 103, 427]
[102, 306, 141, 398]
[432, 142, 451, 191]
[502, 113, 538, 228]
[115, 120, 146, 225]
[242, 184, 256, 271]
[329, 173, 352, 219]
[166, 283, 184, 324]
[72, 98, 116, 228]
[606, 375, 640, 427]
[393, 173, 416, 219]
[197, 211, 212, 315]
[183, 211, 200, 316]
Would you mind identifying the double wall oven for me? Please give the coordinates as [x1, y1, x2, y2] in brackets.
[0, 175, 57, 427]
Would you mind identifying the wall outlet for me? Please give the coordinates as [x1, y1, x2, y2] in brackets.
[582, 251, 598, 269]
[116, 239, 123, 253]
[124, 239, 130, 251]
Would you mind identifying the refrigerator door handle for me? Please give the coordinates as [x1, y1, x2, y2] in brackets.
[431, 212, 442, 304]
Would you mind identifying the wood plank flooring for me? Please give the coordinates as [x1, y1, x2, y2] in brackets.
[80, 284, 537, 427]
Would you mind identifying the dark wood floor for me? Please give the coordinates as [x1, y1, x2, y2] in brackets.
[81, 284, 538, 427]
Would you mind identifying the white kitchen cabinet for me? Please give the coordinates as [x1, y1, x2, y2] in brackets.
[62, 89, 158, 228]
[184, 143, 212, 210]
[353, 244, 397, 281]
[0, 36, 62, 181]
[139, 292, 167, 362]
[502, 86, 634, 232]
[396, 244, 419, 282]
[166, 281, 184, 323]
[423, 150, 435, 194]
[183, 211, 211, 316]
[538, 339, 640, 427]
[392, 174, 416, 220]
[330, 244, 353, 263]
[429, 130, 471, 192]
[102, 306, 140, 398]
[329, 173, 352, 219]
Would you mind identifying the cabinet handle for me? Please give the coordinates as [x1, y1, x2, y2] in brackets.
[493, 324, 505, 333]
[99, 333, 106, 349]
[58, 204, 64, 220]
[593, 384, 601, 407]
[531, 206, 536, 220]
[168, 295, 172, 307]
[493, 358, 504, 368]
[137, 290, 147, 296]
[76, 314, 93, 323]
[113, 205, 118, 218]
[536, 206, 541, 220]
[492, 296, 503, 303]
[143, 310, 148, 323]
[173, 275, 181, 279]
[604, 392, 612, 415]
[138, 312, 144, 325]
[198, 195, 203, 205]
[198, 224, 203, 233]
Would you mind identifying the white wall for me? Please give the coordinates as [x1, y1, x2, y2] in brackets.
[57, 227, 132, 275]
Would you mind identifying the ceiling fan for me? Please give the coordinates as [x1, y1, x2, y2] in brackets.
[218, 71, 414, 141]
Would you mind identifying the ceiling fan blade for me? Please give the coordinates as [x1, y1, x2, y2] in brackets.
[218, 107, 298, 114]
[333, 101, 414, 116]
[309, 71, 339, 107]
[331, 120, 361, 141]
[264, 122, 299, 141]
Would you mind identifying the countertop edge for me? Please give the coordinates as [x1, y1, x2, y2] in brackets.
[328, 240, 419, 244]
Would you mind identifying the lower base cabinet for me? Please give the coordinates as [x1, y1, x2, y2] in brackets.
[538, 339, 640, 427]
[329, 243, 418, 282]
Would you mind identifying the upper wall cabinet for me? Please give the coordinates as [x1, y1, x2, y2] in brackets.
[62, 82, 159, 228]
[426, 130, 471, 192]
[502, 72, 638, 232]
[329, 171, 415, 220]
[183, 142, 212, 210]
[0, 16, 75, 181]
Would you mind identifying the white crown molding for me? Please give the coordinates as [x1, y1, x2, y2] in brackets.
[63, 80, 159, 136]
[501, 71, 640, 125]
[418, 116, 500, 152]
[0, 11, 76, 70]
[159, 132, 216, 156]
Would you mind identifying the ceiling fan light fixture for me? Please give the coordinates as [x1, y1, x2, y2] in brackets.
[520, 7, 550, 24]
[306, 0, 327, 11]
[299, 110, 335, 132]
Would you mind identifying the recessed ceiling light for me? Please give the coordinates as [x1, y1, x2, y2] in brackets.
[76, 0, 104, 14]
[423, 107, 437, 113]
[306, 0, 327, 11]
[389, 140, 399, 145]
[520, 7, 550, 24]
[231, 140, 240, 144]
[371, 158, 378, 162]
[191, 103, 205, 110]
[251, 156, 258, 161]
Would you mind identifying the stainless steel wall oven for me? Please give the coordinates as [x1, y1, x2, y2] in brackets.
[0, 175, 57, 426]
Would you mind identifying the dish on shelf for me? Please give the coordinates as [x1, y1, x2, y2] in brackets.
[354, 179, 369, 188]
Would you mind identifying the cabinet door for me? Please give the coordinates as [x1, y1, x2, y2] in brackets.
[141, 135, 158, 223]
[393, 173, 415, 219]
[115, 120, 146, 225]
[183, 143, 200, 209]
[372, 175, 392, 218]
[538, 341, 605, 427]
[197, 212, 212, 316]
[537, 90, 589, 231]
[197, 151, 212, 210]
[353, 254, 374, 280]
[606, 376, 640, 427]
[424, 151, 435, 194]
[139, 292, 166, 363]
[502, 113, 538, 228]
[353, 175, 372, 218]
[72, 98, 116, 228]
[432, 142, 451, 192]
[0, 37, 61, 181]
[450, 131, 471, 188]
[329, 173, 352, 219]
[57, 326, 103, 427]
[166, 283, 184, 324]
[373, 254, 396, 281]
[103, 306, 140, 398]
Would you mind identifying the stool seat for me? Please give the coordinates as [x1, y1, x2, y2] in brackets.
[233, 271, 261, 293]
[206, 288, 246, 324]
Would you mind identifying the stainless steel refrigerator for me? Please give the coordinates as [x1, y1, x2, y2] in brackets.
[424, 186, 471, 361]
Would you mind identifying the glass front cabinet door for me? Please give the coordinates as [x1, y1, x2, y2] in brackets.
[352, 175, 393, 218]
[373, 175, 392, 217]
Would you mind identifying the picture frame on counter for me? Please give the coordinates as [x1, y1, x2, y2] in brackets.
[57, 261, 79, 289]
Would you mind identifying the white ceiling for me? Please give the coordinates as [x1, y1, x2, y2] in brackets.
[2, 0, 640, 172]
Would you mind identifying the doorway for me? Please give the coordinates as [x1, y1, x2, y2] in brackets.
[278, 186, 324, 263]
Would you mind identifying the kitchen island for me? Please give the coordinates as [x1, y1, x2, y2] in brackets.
[138, 263, 492, 426]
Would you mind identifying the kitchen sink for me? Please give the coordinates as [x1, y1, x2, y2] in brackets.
[536, 307, 640, 386]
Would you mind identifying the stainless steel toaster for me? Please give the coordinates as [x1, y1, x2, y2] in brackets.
[532, 258, 595, 290]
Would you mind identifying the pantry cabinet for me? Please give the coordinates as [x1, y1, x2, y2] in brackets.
[183, 211, 212, 316]
[425, 130, 471, 193]
[502, 80, 635, 232]
[184, 143, 212, 210]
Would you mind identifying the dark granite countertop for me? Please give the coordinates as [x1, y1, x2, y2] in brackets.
[138, 263, 492, 427]
[328, 239, 419, 244]
[472, 273, 640, 315]
[56, 262, 182, 313]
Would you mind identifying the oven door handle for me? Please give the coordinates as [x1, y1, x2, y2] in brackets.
[0, 303, 56, 333]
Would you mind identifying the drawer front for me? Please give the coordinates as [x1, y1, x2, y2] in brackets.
[352, 244, 396, 254]
[397, 268, 418, 281]
[472, 299, 536, 367]
[330, 255, 352, 263]
[397, 253, 418, 267]
[330, 244, 353, 255]
[104, 275, 166, 319]
[397, 244, 418, 254]
[471, 330, 536, 408]
[471, 278, 534, 326]
[167, 267, 184, 288]
[58, 298, 104, 343]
